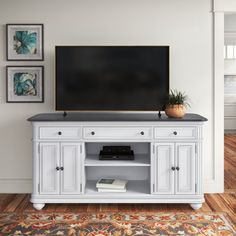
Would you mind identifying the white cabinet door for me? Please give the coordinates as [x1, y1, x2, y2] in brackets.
[175, 143, 196, 194]
[60, 143, 81, 194]
[39, 143, 60, 194]
[153, 143, 175, 194]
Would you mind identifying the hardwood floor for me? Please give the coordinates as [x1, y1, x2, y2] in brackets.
[225, 134, 236, 191]
[0, 135, 235, 227]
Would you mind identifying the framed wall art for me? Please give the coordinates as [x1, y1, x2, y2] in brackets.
[6, 24, 44, 61]
[6, 66, 44, 103]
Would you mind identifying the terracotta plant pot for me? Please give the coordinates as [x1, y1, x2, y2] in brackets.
[165, 104, 186, 118]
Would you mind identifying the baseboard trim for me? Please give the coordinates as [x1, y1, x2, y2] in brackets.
[0, 179, 32, 193]
[224, 129, 236, 134]
[203, 180, 224, 193]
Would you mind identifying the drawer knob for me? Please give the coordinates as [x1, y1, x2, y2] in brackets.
[173, 131, 177, 135]
[171, 167, 176, 171]
[56, 167, 60, 171]
[58, 131, 62, 135]
[60, 167, 64, 171]
[176, 166, 180, 171]
[91, 131, 95, 135]
[140, 131, 144, 135]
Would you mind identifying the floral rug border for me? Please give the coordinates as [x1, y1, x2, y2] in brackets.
[0, 211, 235, 236]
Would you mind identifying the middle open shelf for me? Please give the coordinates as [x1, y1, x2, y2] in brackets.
[85, 142, 151, 166]
[85, 154, 150, 166]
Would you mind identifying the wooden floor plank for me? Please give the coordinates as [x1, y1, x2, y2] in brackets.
[0, 194, 13, 210]
[224, 135, 236, 190]
[100, 203, 118, 212]
[14, 194, 31, 213]
[2, 194, 25, 212]
[201, 201, 212, 211]
[86, 204, 101, 212]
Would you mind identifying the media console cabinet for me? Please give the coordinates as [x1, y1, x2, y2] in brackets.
[28, 113, 207, 210]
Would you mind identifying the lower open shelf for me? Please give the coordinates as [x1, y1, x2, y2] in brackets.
[85, 180, 150, 195]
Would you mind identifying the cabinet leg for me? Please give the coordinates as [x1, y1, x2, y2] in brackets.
[190, 203, 202, 210]
[33, 203, 45, 210]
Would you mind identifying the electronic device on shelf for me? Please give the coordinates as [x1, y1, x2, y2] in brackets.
[99, 146, 134, 160]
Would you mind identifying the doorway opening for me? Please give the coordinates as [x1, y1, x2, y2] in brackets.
[224, 13, 236, 192]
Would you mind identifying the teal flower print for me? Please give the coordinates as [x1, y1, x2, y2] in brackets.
[14, 73, 37, 96]
[14, 31, 37, 55]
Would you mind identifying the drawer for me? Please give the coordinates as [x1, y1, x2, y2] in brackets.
[154, 126, 197, 139]
[83, 127, 152, 140]
[39, 127, 81, 139]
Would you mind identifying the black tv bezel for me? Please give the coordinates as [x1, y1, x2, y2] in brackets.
[55, 45, 170, 112]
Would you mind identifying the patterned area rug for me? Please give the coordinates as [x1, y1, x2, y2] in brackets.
[0, 212, 235, 235]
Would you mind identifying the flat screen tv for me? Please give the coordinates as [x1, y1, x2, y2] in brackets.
[56, 46, 169, 111]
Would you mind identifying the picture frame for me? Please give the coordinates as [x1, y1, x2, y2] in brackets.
[6, 24, 44, 61]
[6, 66, 44, 103]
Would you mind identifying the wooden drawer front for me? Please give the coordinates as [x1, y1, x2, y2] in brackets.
[154, 127, 197, 139]
[83, 127, 152, 140]
[39, 127, 81, 139]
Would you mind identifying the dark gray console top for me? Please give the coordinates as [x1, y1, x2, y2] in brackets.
[28, 113, 207, 122]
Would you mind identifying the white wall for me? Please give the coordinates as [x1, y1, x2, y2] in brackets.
[0, 0, 214, 192]
[215, 0, 236, 12]
[225, 14, 236, 32]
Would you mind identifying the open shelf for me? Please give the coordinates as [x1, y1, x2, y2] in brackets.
[85, 180, 150, 195]
[84, 143, 151, 197]
[85, 154, 150, 166]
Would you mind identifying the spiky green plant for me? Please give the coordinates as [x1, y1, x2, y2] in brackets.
[166, 90, 190, 107]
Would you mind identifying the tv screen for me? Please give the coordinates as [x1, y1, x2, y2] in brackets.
[56, 46, 169, 111]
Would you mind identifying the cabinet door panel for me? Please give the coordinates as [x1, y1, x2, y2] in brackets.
[39, 143, 60, 194]
[175, 143, 195, 194]
[153, 143, 175, 194]
[60, 143, 81, 194]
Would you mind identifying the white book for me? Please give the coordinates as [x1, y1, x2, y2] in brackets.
[96, 178, 128, 189]
[97, 188, 127, 193]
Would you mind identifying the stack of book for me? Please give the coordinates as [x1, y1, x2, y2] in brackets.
[96, 178, 128, 192]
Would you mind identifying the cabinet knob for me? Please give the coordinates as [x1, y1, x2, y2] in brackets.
[171, 167, 176, 171]
[58, 131, 62, 135]
[176, 166, 180, 171]
[56, 167, 60, 171]
[60, 167, 64, 171]
[91, 131, 95, 135]
[140, 131, 144, 135]
[173, 131, 177, 135]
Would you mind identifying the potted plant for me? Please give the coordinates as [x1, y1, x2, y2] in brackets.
[165, 90, 190, 118]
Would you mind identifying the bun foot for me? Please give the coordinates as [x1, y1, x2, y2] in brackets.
[190, 203, 202, 210]
[33, 203, 45, 210]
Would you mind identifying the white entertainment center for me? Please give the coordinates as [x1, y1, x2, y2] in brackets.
[28, 113, 207, 210]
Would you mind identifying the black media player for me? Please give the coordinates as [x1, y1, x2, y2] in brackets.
[99, 146, 134, 160]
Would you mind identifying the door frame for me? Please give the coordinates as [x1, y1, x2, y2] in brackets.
[211, 0, 236, 192]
